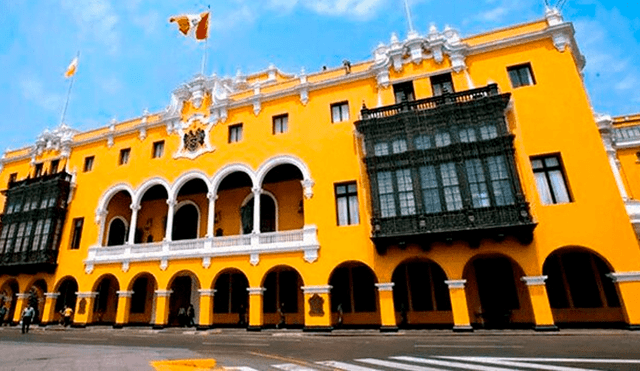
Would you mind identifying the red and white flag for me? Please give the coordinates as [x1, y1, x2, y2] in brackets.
[65, 56, 78, 78]
[169, 11, 209, 41]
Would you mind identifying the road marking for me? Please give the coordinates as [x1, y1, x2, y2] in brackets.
[316, 360, 382, 371]
[61, 337, 107, 341]
[391, 356, 518, 371]
[355, 358, 446, 371]
[414, 344, 523, 348]
[438, 357, 601, 371]
[225, 367, 262, 371]
[272, 363, 318, 371]
[202, 342, 270, 347]
[470, 357, 640, 364]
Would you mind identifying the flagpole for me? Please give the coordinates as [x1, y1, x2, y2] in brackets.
[200, 5, 210, 75]
[403, 0, 415, 33]
[60, 51, 79, 126]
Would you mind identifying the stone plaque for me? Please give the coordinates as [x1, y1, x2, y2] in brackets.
[308, 293, 324, 317]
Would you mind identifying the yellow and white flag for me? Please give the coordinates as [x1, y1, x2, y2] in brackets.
[169, 11, 209, 41]
[65, 57, 78, 78]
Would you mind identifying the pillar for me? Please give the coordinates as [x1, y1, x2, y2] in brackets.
[127, 204, 141, 244]
[252, 187, 262, 234]
[41, 292, 60, 326]
[152, 290, 172, 329]
[247, 287, 265, 331]
[301, 285, 332, 332]
[445, 279, 473, 332]
[74, 292, 98, 327]
[521, 276, 558, 331]
[608, 271, 640, 330]
[164, 199, 176, 241]
[96, 209, 108, 246]
[114, 291, 133, 329]
[206, 193, 216, 238]
[198, 289, 215, 330]
[375, 283, 398, 332]
[11, 293, 28, 325]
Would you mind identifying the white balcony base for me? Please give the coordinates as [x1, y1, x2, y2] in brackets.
[84, 225, 319, 273]
[626, 200, 640, 239]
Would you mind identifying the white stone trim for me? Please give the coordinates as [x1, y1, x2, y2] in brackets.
[198, 289, 216, 296]
[116, 291, 134, 298]
[607, 271, 640, 283]
[521, 275, 548, 286]
[375, 282, 395, 292]
[301, 285, 332, 294]
[76, 292, 99, 299]
[15, 293, 29, 299]
[445, 279, 466, 289]
[44, 292, 60, 299]
[132, 177, 172, 207]
[154, 290, 173, 297]
[247, 287, 266, 296]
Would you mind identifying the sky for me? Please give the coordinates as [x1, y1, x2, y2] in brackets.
[0, 0, 638, 153]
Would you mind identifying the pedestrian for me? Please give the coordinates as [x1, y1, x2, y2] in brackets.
[187, 304, 195, 327]
[238, 304, 246, 327]
[177, 307, 187, 327]
[21, 304, 35, 334]
[63, 305, 73, 327]
[337, 303, 344, 328]
[0, 305, 6, 327]
[277, 303, 285, 329]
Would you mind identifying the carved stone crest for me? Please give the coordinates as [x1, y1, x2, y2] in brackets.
[308, 294, 324, 317]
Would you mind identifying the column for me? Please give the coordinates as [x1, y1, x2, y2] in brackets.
[301, 285, 332, 332]
[74, 292, 98, 327]
[164, 199, 176, 242]
[608, 271, 640, 330]
[198, 289, 215, 330]
[521, 276, 558, 331]
[11, 293, 28, 325]
[114, 291, 133, 329]
[251, 187, 262, 234]
[127, 204, 141, 244]
[41, 292, 60, 326]
[96, 209, 108, 246]
[444, 279, 473, 332]
[375, 283, 398, 332]
[206, 193, 216, 238]
[247, 287, 265, 331]
[152, 290, 172, 329]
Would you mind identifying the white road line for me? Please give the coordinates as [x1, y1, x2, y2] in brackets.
[271, 363, 318, 371]
[391, 355, 518, 371]
[355, 358, 446, 371]
[438, 357, 600, 371]
[225, 367, 262, 371]
[202, 342, 270, 347]
[414, 344, 523, 348]
[316, 360, 382, 371]
[472, 357, 640, 364]
[61, 337, 108, 341]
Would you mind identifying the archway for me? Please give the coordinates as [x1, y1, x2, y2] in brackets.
[463, 255, 533, 329]
[262, 266, 304, 328]
[107, 217, 127, 246]
[543, 248, 623, 326]
[260, 163, 305, 231]
[136, 184, 169, 243]
[26, 279, 47, 324]
[215, 171, 253, 236]
[391, 259, 452, 328]
[0, 280, 19, 325]
[213, 269, 249, 327]
[168, 272, 200, 327]
[172, 203, 199, 240]
[128, 273, 157, 325]
[93, 275, 119, 324]
[55, 277, 78, 323]
[240, 194, 276, 234]
[329, 262, 380, 327]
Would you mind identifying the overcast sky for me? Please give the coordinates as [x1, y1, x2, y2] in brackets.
[0, 0, 637, 153]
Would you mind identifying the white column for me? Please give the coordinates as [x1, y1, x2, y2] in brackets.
[206, 192, 217, 238]
[95, 209, 108, 246]
[164, 199, 176, 242]
[252, 187, 262, 234]
[127, 204, 141, 245]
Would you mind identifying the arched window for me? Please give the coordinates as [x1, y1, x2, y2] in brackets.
[172, 203, 199, 240]
[107, 218, 127, 246]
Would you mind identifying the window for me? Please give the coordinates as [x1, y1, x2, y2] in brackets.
[8, 173, 17, 184]
[152, 141, 164, 158]
[374, 142, 389, 156]
[50, 159, 59, 174]
[335, 182, 359, 226]
[480, 125, 498, 140]
[396, 169, 416, 216]
[393, 81, 415, 103]
[508, 63, 535, 88]
[228, 124, 243, 143]
[531, 154, 571, 204]
[70, 217, 84, 250]
[377, 172, 396, 217]
[331, 101, 349, 123]
[435, 132, 451, 147]
[440, 162, 463, 211]
[459, 128, 477, 143]
[420, 166, 442, 213]
[83, 156, 94, 172]
[430, 73, 454, 96]
[272, 114, 288, 135]
[119, 148, 131, 165]
[487, 156, 514, 206]
[414, 135, 432, 150]
[34, 163, 43, 177]
[465, 159, 491, 208]
[391, 139, 407, 154]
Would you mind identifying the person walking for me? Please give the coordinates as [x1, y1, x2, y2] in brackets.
[187, 304, 195, 327]
[0, 305, 6, 327]
[63, 305, 73, 327]
[21, 304, 35, 334]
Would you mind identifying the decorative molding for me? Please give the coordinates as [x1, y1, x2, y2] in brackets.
[160, 258, 168, 271]
[301, 285, 332, 295]
[44, 292, 60, 299]
[301, 179, 315, 199]
[250, 253, 259, 266]
[520, 275, 548, 286]
[198, 289, 216, 296]
[607, 271, 640, 283]
[15, 293, 29, 299]
[375, 282, 395, 291]
[122, 260, 130, 272]
[444, 279, 466, 289]
[155, 290, 173, 297]
[247, 287, 266, 295]
[116, 291, 134, 298]
[85, 263, 94, 274]
[76, 292, 99, 299]
[202, 256, 211, 269]
[173, 113, 217, 160]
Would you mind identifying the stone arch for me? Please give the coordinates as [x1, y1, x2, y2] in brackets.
[328, 260, 380, 327]
[256, 155, 313, 189]
[211, 163, 257, 195]
[462, 253, 533, 329]
[212, 268, 249, 327]
[25, 279, 47, 324]
[0, 279, 20, 325]
[172, 200, 201, 240]
[261, 265, 305, 328]
[91, 274, 120, 324]
[54, 276, 78, 315]
[106, 216, 128, 246]
[171, 171, 213, 201]
[132, 177, 172, 207]
[96, 183, 135, 216]
[542, 246, 623, 326]
[167, 270, 201, 327]
[127, 272, 158, 325]
[240, 190, 278, 233]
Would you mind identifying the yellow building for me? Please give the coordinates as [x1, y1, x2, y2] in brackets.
[2, 8, 640, 332]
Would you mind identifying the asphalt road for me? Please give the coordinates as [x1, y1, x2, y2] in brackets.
[1, 326, 640, 371]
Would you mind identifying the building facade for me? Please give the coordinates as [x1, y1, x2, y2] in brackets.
[2, 8, 640, 331]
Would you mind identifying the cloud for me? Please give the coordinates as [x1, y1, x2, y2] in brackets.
[615, 75, 637, 92]
[19, 76, 63, 112]
[61, 0, 120, 54]
[477, 6, 508, 22]
[132, 11, 161, 36]
[210, 5, 257, 31]
[98, 76, 123, 95]
[304, 0, 386, 19]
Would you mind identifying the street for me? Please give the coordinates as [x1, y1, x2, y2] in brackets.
[1, 326, 640, 371]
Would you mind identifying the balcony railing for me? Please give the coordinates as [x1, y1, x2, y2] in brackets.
[84, 225, 319, 273]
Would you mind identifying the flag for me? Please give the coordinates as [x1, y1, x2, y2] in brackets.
[65, 57, 78, 78]
[169, 12, 209, 41]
